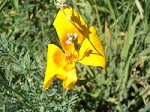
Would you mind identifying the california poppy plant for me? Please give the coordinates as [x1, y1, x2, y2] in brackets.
[43, 8, 106, 90]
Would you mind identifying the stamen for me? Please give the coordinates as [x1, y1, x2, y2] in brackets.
[66, 33, 78, 44]
[65, 51, 78, 64]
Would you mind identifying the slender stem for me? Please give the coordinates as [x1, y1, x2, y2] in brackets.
[93, 0, 102, 35]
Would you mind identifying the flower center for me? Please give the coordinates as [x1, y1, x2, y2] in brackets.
[65, 51, 78, 64]
[66, 33, 78, 44]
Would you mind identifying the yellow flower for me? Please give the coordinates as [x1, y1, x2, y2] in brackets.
[43, 8, 106, 90]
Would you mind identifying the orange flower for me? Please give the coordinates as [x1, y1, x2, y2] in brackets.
[43, 8, 106, 90]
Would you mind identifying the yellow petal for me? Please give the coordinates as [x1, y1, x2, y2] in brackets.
[43, 44, 65, 90]
[56, 60, 77, 90]
[56, 63, 74, 80]
[62, 68, 77, 90]
[78, 26, 106, 68]
[53, 8, 89, 52]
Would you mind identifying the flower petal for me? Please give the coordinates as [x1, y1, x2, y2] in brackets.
[56, 60, 75, 79]
[78, 26, 106, 68]
[43, 44, 65, 90]
[56, 61, 76, 90]
[62, 68, 77, 90]
[53, 8, 89, 52]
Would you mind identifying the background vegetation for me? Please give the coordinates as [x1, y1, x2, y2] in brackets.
[0, 0, 150, 111]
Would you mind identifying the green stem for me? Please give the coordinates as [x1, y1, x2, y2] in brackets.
[93, 0, 102, 35]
